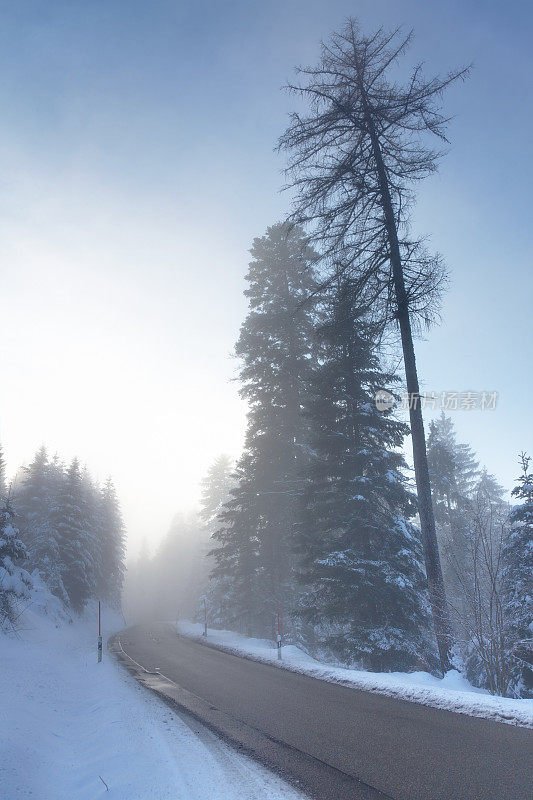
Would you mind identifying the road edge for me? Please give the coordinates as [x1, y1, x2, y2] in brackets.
[175, 625, 533, 729]
[108, 630, 393, 800]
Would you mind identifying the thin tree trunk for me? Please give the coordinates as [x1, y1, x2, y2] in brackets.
[363, 100, 453, 671]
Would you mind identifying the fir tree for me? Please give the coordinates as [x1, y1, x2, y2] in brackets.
[210, 468, 261, 635]
[213, 222, 317, 636]
[200, 455, 235, 529]
[427, 415, 479, 606]
[298, 281, 435, 671]
[14, 448, 67, 602]
[427, 413, 479, 522]
[54, 459, 97, 611]
[200, 455, 235, 624]
[80, 466, 103, 601]
[503, 453, 533, 697]
[0, 444, 7, 501]
[11, 447, 126, 614]
[0, 497, 32, 630]
[96, 478, 126, 606]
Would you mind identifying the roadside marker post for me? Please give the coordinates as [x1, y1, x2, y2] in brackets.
[277, 599, 282, 660]
[98, 601, 103, 663]
[203, 596, 207, 637]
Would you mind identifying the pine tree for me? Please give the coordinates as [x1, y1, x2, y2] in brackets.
[298, 281, 435, 671]
[12, 447, 126, 614]
[212, 222, 317, 636]
[200, 455, 235, 624]
[474, 469, 507, 507]
[210, 468, 261, 635]
[200, 455, 235, 529]
[0, 444, 7, 501]
[80, 467, 103, 602]
[427, 413, 479, 521]
[14, 448, 67, 602]
[55, 459, 97, 611]
[427, 415, 479, 604]
[0, 497, 32, 630]
[96, 478, 126, 606]
[503, 453, 533, 697]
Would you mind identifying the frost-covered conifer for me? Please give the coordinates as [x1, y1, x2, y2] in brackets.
[96, 478, 126, 606]
[0, 498, 32, 630]
[503, 453, 533, 697]
[298, 281, 435, 670]
[54, 459, 97, 611]
[212, 223, 317, 636]
[14, 448, 68, 602]
[0, 445, 7, 501]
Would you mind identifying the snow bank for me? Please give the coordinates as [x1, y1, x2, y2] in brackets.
[178, 620, 533, 729]
[0, 582, 306, 800]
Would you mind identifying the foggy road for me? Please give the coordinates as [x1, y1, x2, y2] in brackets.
[115, 623, 532, 800]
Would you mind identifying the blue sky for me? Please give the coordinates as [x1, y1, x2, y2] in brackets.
[0, 0, 531, 552]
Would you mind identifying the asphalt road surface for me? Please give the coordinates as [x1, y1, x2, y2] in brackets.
[117, 623, 532, 800]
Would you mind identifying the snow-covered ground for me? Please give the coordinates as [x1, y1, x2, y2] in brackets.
[178, 620, 533, 729]
[0, 581, 307, 800]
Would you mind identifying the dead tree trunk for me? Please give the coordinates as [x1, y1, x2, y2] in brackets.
[279, 19, 469, 672]
[363, 100, 453, 671]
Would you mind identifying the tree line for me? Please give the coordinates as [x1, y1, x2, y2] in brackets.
[0, 444, 125, 628]
[124, 219, 531, 697]
[195, 222, 531, 698]
[125, 19, 531, 698]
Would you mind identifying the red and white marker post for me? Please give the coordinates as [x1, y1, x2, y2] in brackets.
[97, 601, 103, 663]
[277, 599, 282, 660]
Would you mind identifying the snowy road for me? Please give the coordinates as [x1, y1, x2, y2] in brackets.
[1, 594, 308, 800]
[117, 622, 533, 800]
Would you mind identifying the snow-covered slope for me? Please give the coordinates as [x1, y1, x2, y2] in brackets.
[178, 620, 533, 728]
[0, 581, 307, 800]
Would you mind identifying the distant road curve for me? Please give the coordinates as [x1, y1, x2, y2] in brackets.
[114, 623, 533, 800]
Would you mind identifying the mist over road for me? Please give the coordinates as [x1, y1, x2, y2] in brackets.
[117, 623, 532, 800]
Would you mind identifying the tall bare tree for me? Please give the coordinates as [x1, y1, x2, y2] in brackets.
[279, 19, 469, 670]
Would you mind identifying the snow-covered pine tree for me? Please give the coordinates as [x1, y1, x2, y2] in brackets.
[80, 466, 103, 603]
[0, 497, 32, 630]
[212, 222, 318, 637]
[210, 467, 261, 636]
[14, 447, 68, 602]
[200, 455, 235, 624]
[12, 448, 125, 613]
[54, 459, 97, 611]
[474, 469, 507, 508]
[427, 415, 479, 603]
[200, 455, 235, 530]
[298, 280, 435, 671]
[96, 478, 126, 607]
[503, 453, 533, 697]
[0, 444, 7, 501]
[427, 413, 479, 522]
